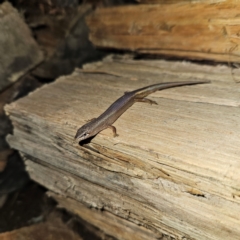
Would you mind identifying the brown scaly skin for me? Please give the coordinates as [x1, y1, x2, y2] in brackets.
[75, 80, 210, 143]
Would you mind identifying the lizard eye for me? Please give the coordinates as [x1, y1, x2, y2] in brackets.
[82, 133, 89, 138]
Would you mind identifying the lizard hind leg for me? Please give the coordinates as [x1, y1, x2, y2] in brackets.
[135, 98, 158, 105]
[107, 125, 119, 137]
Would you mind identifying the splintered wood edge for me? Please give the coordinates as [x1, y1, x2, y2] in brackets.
[86, 3, 240, 63]
[48, 192, 164, 240]
[4, 58, 240, 240]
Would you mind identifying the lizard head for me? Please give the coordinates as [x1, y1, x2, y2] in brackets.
[74, 123, 92, 143]
[74, 118, 99, 143]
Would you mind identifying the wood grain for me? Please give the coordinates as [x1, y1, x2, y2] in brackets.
[136, 0, 227, 5]
[49, 191, 162, 240]
[5, 57, 240, 239]
[86, 1, 240, 62]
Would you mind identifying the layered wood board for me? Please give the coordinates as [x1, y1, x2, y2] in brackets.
[86, 0, 240, 62]
[5, 57, 240, 240]
[136, 0, 226, 3]
[48, 192, 162, 240]
[0, 2, 43, 91]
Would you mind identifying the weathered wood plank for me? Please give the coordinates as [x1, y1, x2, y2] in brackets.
[48, 191, 162, 240]
[22, 157, 195, 239]
[136, 0, 226, 4]
[86, 1, 240, 62]
[0, 76, 40, 196]
[5, 58, 240, 239]
[0, 2, 43, 91]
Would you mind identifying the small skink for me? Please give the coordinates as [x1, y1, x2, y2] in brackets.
[75, 80, 209, 143]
